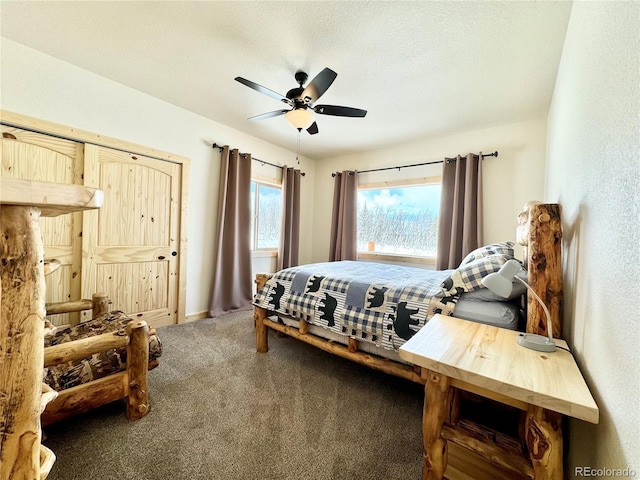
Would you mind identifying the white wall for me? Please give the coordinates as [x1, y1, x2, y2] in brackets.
[546, 1, 639, 477]
[0, 38, 315, 318]
[311, 119, 548, 263]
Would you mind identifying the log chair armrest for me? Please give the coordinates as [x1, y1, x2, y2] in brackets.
[45, 293, 111, 319]
[44, 331, 129, 367]
[43, 324, 157, 368]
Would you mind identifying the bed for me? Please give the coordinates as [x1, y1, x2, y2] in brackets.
[253, 201, 563, 479]
[253, 254, 523, 360]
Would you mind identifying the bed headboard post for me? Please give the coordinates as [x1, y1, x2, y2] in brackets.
[517, 202, 563, 338]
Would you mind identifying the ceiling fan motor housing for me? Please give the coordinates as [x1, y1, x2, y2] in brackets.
[286, 87, 305, 101]
[286, 71, 310, 101]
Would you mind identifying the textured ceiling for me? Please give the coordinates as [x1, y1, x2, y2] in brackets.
[0, 1, 572, 160]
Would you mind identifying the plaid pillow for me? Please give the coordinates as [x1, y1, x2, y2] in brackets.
[459, 242, 515, 267]
[440, 254, 521, 296]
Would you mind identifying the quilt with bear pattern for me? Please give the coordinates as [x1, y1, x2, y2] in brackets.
[253, 260, 459, 351]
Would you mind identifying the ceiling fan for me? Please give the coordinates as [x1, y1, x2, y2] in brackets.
[234, 68, 367, 135]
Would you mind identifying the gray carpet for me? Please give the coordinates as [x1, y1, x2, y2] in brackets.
[44, 311, 424, 480]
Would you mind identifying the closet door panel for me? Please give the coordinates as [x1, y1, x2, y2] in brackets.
[1, 128, 84, 325]
[82, 144, 180, 327]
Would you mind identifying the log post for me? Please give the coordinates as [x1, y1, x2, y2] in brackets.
[299, 318, 309, 335]
[255, 306, 269, 353]
[92, 292, 110, 318]
[422, 370, 451, 480]
[525, 405, 563, 479]
[125, 320, 150, 420]
[254, 273, 272, 329]
[0, 206, 47, 480]
[526, 203, 563, 338]
[254, 273, 272, 294]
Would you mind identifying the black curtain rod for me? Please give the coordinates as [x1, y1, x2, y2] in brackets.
[331, 151, 498, 177]
[212, 143, 305, 176]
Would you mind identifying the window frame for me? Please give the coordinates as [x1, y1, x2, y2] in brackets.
[250, 175, 282, 254]
[356, 175, 441, 264]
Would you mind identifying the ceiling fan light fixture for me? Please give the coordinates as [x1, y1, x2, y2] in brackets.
[285, 108, 314, 130]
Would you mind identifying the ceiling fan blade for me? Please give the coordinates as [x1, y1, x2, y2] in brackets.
[235, 77, 291, 105]
[301, 68, 337, 103]
[306, 122, 319, 135]
[248, 109, 289, 121]
[313, 105, 367, 117]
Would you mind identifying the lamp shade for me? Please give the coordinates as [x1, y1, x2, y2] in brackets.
[481, 259, 522, 298]
[285, 109, 314, 130]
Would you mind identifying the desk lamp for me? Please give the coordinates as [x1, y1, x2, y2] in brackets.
[482, 259, 556, 352]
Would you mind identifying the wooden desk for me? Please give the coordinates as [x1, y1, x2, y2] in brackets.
[1, 177, 103, 480]
[399, 314, 598, 480]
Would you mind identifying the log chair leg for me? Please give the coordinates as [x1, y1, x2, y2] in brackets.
[255, 307, 269, 353]
[92, 292, 110, 318]
[525, 405, 563, 479]
[126, 320, 150, 420]
[422, 370, 451, 480]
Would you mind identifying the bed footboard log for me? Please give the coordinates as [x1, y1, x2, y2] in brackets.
[255, 307, 269, 352]
[126, 320, 150, 420]
[0, 206, 46, 480]
[525, 203, 563, 338]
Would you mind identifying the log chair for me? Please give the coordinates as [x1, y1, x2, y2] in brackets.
[41, 293, 158, 426]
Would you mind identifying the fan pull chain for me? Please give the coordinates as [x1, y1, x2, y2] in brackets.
[296, 130, 301, 165]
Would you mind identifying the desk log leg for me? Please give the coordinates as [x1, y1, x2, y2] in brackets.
[422, 370, 450, 480]
[525, 405, 563, 479]
[0, 206, 46, 480]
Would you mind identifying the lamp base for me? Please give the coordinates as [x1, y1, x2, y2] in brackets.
[517, 333, 556, 352]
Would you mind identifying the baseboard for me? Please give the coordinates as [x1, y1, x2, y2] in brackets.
[184, 311, 210, 323]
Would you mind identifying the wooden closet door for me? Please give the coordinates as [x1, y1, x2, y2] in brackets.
[82, 144, 181, 327]
[1, 127, 84, 326]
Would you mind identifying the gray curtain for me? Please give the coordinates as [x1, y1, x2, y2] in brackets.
[329, 170, 358, 261]
[277, 166, 301, 270]
[436, 152, 484, 269]
[209, 147, 253, 316]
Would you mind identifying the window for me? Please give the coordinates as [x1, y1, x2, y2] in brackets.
[357, 177, 441, 258]
[250, 180, 282, 250]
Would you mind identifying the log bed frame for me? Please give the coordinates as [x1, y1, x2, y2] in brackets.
[254, 201, 563, 480]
